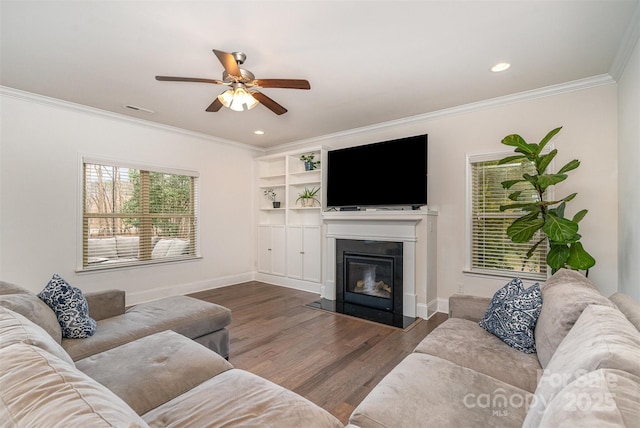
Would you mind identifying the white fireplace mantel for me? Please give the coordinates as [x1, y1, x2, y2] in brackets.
[322, 209, 438, 319]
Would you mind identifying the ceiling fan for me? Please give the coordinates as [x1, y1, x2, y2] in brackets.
[156, 49, 310, 115]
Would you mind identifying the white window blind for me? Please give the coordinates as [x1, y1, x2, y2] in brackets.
[469, 156, 547, 279]
[82, 161, 199, 270]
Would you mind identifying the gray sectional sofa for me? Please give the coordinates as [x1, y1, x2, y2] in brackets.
[0, 281, 343, 427]
[347, 269, 640, 427]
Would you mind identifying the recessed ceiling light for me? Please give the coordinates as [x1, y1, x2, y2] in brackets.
[254, 130, 265, 135]
[491, 62, 511, 72]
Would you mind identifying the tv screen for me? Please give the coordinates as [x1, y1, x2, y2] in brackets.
[326, 134, 428, 208]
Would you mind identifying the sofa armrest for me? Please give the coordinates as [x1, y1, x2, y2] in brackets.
[448, 294, 491, 322]
[84, 290, 125, 321]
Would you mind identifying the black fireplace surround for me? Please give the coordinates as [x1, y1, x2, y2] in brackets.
[335, 239, 409, 328]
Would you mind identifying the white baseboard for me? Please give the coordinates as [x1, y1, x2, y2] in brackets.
[437, 298, 449, 315]
[126, 272, 254, 306]
[253, 273, 322, 294]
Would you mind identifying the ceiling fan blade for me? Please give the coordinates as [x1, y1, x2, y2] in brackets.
[251, 91, 288, 115]
[213, 49, 241, 77]
[206, 98, 224, 112]
[156, 76, 224, 84]
[254, 79, 311, 90]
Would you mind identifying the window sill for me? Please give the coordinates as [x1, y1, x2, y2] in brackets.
[462, 269, 548, 282]
[76, 256, 202, 274]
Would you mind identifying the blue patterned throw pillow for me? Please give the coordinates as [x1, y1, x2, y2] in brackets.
[38, 274, 97, 339]
[479, 278, 542, 354]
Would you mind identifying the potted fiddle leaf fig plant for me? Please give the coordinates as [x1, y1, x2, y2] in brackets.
[296, 186, 320, 207]
[498, 126, 595, 273]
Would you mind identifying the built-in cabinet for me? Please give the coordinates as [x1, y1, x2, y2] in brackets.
[255, 147, 326, 290]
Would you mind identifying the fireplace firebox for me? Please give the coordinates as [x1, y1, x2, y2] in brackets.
[334, 239, 410, 327]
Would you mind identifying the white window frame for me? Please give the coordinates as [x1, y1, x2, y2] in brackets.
[465, 149, 554, 281]
[77, 156, 201, 272]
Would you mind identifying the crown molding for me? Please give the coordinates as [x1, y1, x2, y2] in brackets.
[610, 3, 640, 81]
[0, 86, 261, 153]
[266, 74, 615, 154]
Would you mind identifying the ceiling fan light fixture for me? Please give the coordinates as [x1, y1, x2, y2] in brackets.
[218, 84, 258, 112]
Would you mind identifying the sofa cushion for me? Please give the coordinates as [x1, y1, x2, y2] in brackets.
[414, 317, 541, 392]
[348, 353, 531, 428]
[524, 304, 640, 427]
[0, 280, 32, 295]
[142, 368, 344, 428]
[610, 292, 640, 331]
[76, 330, 233, 415]
[165, 239, 189, 257]
[151, 239, 173, 258]
[38, 274, 97, 339]
[87, 237, 118, 259]
[479, 278, 542, 353]
[0, 343, 149, 427]
[116, 236, 139, 259]
[534, 268, 615, 367]
[62, 295, 231, 361]
[0, 292, 62, 343]
[0, 306, 74, 365]
[538, 369, 640, 428]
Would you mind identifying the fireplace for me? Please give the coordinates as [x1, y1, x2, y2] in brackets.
[335, 239, 408, 327]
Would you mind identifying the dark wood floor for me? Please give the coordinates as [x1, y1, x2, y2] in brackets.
[189, 281, 448, 424]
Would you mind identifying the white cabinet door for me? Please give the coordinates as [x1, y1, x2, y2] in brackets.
[287, 226, 321, 282]
[270, 225, 286, 276]
[302, 226, 321, 283]
[258, 225, 286, 276]
[287, 226, 304, 279]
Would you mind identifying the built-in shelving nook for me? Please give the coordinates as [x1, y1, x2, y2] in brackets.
[255, 147, 327, 291]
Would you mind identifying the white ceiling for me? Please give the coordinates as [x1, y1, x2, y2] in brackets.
[1, 1, 638, 149]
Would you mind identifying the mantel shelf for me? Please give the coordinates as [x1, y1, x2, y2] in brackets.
[322, 209, 437, 223]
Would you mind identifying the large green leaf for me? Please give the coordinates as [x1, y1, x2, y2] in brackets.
[547, 244, 570, 270]
[573, 209, 588, 223]
[508, 191, 522, 201]
[501, 179, 526, 189]
[558, 159, 580, 174]
[536, 127, 562, 155]
[566, 242, 596, 270]
[498, 155, 527, 165]
[536, 149, 557, 174]
[507, 216, 544, 243]
[500, 202, 539, 212]
[548, 201, 566, 217]
[502, 134, 535, 155]
[543, 212, 578, 242]
[538, 173, 567, 190]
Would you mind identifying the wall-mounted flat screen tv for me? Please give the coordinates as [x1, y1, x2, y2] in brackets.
[326, 134, 428, 208]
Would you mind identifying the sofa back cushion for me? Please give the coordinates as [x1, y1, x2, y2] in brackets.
[536, 369, 640, 427]
[610, 292, 640, 331]
[534, 269, 615, 367]
[0, 281, 31, 295]
[0, 306, 74, 366]
[0, 343, 149, 427]
[116, 236, 139, 259]
[524, 304, 640, 426]
[0, 293, 62, 343]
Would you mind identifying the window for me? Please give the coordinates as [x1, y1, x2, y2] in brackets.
[81, 159, 199, 270]
[468, 154, 547, 280]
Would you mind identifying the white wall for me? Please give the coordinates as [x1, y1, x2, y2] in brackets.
[0, 91, 258, 304]
[277, 83, 620, 302]
[618, 37, 640, 300]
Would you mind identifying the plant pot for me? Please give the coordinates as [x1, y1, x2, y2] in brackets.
[272, 202, 281, 208]
[304, 161, 315, 171]
[301, 198, 315, 208]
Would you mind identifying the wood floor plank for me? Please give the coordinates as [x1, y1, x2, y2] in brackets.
[189, 281, 447, 425]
